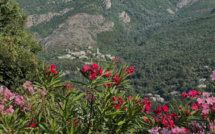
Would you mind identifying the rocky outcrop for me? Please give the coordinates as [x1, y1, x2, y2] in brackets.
[119, 11, 130, 23]
[167, 8, 175, 14]
[61, 0, 73, 2]
[103, 0, 111, 9]
[47, 0, 73, 4]
[177, 0, 198, 8]
[26, 8, 73, 28]
[40, 13, 114, 49]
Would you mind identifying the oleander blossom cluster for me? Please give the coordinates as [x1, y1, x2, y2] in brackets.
[82, 61, 135, 87]
[2, 65, 215, 133]
[82, 63, 103, 80]
[148, 127, 188, 134]
[147, 84, 215, 134]
[196, 93, 215, 119]
[28, 119, 38, 128]
[151, 105, 180, 130]
[0, 86, 27, 115]
[23, 81, 47, 96]
[43, 64, 58, 75]
[63, 83, 74, 92]
[111, 96, 125, 110]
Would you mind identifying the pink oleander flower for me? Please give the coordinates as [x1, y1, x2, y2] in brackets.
[182, 92, 187, 98]
[113, 104, 119, 110]
[82, 65, 90, 73]
[50, 64, 57, 74]
[38, 89, 47, 96]
[189, 121, 205, 133]
[0, 86, 3, 93]
[23, 81, 32, 88]
[27, 86, 35, 94]
[171, 113, 178, 119]
[143, 117, 149, 122]
[192, 105, 198, 111]
[90, 73, 96, 80]
[4, 88, 14, 100]
[206, 97, 215, 105]
[188, 90, 201, 97]
[112, 96, 117, 101]
[148, 126, 161, 134]
[98, 69, 103, 75]
[197, 98, 206, 104]
[126, 66, 135, 74]
[202, 114, 207, 119]
[4, 105, 14, 115]
[162, 119, 169, 127]
[105, 71, 112, 77]
[144, 104, 150, 113]
[91, 63, 99, 70]
[210, 120, 215, 133]
[14, 95, 25, 106]
[202, 108, 210, 114]
[202, 103, 209, 109]
[210, 70, 215, 80]
[127, 96, 132, 100]
[171, 127, 186, 134]
[2, 98, 8, 104]
[162, 129, 171, 134]
[0, 105, 4, 112]
[113, 76, 120, 84]
[104, 83, 112, 87]
[51, 64, 56, 70]
[162, 105, 168, 113]
[90, 95, 94, 101]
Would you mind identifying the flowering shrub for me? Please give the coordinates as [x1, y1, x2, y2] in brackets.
[1, 59, 215, 134]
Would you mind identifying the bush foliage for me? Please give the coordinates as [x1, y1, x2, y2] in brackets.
[1, 60, 215, 133]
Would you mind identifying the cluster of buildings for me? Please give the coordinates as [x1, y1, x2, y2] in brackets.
[58, 47, 115, 61]
[145, 93, 165, 103]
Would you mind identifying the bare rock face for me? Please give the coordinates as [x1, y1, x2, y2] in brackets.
[61, 0, 73, 2]
[119, 11, 130, 23]
[103, 0, 111, 9]
[47, 0, 73, 4]
[167, 8, 175, 14]
[177, 0, 198, 8]
[39, 13, 114, 49]
[26, 8, 73, 28]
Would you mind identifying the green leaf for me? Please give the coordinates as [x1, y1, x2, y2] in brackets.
[0, 124, 8, 132]
[117, 120, 125, 126]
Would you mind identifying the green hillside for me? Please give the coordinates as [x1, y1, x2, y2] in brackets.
[16, 0, 215, 100]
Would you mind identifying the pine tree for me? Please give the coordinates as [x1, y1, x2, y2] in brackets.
[0, 0, 42, 89]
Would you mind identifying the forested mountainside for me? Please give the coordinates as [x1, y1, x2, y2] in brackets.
[16, 0, 215, 99]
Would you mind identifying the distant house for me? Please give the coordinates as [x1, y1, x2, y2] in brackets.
[150, 97, 156, 101]
[58, 54, 76, 60]
[84, 62, 91, 65]
[197, 84, 206, 88]
[203, 66, 209, 70]
[146, 93, 153, 96]
[170, 91, 178, 95]
[154, 94, 160, 98]
[157, 97, 164, 103]
[79, 55, 88, 59]
[199, 78, 206, 82]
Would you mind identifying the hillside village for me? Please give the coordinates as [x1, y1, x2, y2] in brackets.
[58, 47, 115, 64]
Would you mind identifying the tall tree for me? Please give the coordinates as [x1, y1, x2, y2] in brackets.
[0, 0, 42, 89]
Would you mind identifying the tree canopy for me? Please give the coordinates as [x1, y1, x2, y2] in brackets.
[0, 0, 42, 89]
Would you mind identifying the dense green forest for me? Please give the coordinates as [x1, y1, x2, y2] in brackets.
[15, 0, 215, 100]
